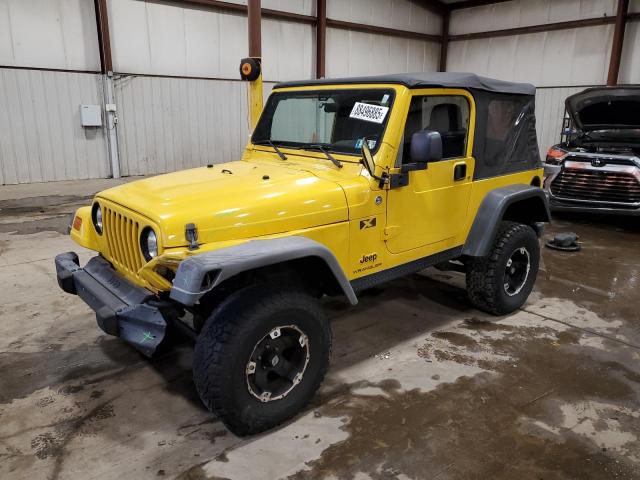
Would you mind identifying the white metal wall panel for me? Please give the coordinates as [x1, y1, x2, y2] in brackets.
[619, 21, 640, 84]
[108, 0, 313, 81]
[109, 0, 248, 78]
[535, 86, 585, 156]
[327, 0, 441, 35]
[447, 25, 613, 87]
[450, 0, 616, 35]
[218, 0, 314, 16]
[0, 0, 100, 71]
[262, 19, 315, 81]
[326, 28, 440, 77]
[114, 75, 276, 176]
[0, 68, 109, 185]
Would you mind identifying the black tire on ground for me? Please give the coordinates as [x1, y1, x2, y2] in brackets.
[193, 284, 331, 436]
[466, 221, 540, 316]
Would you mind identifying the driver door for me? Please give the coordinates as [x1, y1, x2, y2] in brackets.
[385, 91, 475, 254]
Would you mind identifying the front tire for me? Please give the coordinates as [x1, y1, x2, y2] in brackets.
[466, 221, 540, 315]
[193, 285, 331, 436]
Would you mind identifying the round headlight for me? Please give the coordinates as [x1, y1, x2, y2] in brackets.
[92, 203, 103, 234]
[140, 228, 158, 261]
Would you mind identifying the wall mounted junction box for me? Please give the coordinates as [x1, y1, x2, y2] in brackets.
[80, 104, 102, 127]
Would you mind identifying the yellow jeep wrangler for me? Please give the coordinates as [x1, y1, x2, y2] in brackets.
[55, 72, 549, 435]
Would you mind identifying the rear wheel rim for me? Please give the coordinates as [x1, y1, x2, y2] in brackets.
[246, 325, 310, 403]
[503, 247, 531, 297]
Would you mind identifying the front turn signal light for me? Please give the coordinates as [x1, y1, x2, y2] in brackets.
[72, 215, 83, 231]
[545, 146, 566, 165]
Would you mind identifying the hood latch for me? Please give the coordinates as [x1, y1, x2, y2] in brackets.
[185, 223, 200, 251]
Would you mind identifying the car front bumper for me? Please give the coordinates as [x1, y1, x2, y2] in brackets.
[543, 163, 640, 216]
[55, 252, 171, 356]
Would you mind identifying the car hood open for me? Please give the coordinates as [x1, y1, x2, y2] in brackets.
[566, 87, 640, 134]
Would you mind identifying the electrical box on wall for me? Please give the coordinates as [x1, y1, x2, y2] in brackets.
[80, 105, 102, 127]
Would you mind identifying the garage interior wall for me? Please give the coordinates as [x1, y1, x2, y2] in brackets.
[0, 0, 441, 184]
[447, 0, 640, 155]
[0, 0, 106, 185]
[1, 0, 639, 185]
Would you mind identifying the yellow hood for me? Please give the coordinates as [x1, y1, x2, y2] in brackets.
[97, 161, 348, 248]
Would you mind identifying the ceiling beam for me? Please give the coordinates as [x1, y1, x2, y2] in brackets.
[448, 0, 513, 11]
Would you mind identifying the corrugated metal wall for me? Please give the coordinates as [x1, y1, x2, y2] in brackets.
[1, 0, 637, 184]
[114, 75, 275, 176]
[326, 29, 440, 77]
[449, 0, 616, 35]
[107, 0, 440, 177]
[447, 0, 640, 158]
[0, 68, 109, 184]
[535, 86, 585, 155]
[327, 0, 441, 34]
[107, 0, 314, 82]
[0, 0, 101, 71]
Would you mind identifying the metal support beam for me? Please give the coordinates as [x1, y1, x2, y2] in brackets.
[439, 10, 449, 72]
[316, 0, 326, 79]
[93, 0, 120, 179]
[449, 0, 513, 10]
[248, 0, 262, 57]
[93, 0, 113, 73]
[247, 0, 263, 130]
[607, 0, 629, 86]
[449, 16, 616, 42]
[326, 18, 441, 42]
[174, 0, 315, 23]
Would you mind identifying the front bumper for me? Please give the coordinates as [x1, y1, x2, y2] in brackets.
[543, 163, 640, 216]
[55, 252, 170, 356]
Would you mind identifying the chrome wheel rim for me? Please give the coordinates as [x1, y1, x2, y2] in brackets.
[246, 325, 310, 403]
[503, 247, 531, 297]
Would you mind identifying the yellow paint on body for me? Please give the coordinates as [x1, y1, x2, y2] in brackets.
[70, 83, 543, 292]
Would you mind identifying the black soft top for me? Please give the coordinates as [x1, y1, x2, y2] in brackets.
[275, 72, 535, 96]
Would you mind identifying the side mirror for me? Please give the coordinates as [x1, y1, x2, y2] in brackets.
[410, 130, 442, 164]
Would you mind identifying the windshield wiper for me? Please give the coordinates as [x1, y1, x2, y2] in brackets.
[254, 140, 287, 160]
[307, 144, 342, 169]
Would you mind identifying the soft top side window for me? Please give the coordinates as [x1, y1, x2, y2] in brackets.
[401, 95, 470, 164]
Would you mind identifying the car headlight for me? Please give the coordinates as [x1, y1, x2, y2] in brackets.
[140, 227, 158, 261]
[92, 203, 103, 234]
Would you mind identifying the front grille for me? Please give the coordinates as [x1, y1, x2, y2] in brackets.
[102, 205, 146, 278]
[550, 168, 640, 205]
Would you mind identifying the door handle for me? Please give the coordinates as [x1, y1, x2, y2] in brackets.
[454, 162, 467, 181]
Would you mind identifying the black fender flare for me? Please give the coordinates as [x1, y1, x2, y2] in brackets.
[463, 184, 550, 257]
[169, 236, 358, 306]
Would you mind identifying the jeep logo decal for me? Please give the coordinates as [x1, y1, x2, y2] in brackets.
[360, 253, 378, 264]
[360, 217, 377, 230]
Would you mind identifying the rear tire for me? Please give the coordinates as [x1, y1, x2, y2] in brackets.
[193, 284, 331, 436]
[466, 221, 539, 315]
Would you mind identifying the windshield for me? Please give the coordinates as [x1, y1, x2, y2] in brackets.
[252, 89, 395, 157]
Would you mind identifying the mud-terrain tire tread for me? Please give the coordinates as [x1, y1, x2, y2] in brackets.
[466, 221, 539, 316]
[193, 284, 331, 436]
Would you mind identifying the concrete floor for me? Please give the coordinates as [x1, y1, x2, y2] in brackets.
[1, 179, 639, 480]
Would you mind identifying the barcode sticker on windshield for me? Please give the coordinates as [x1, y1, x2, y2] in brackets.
[349, 102, 389, 124]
